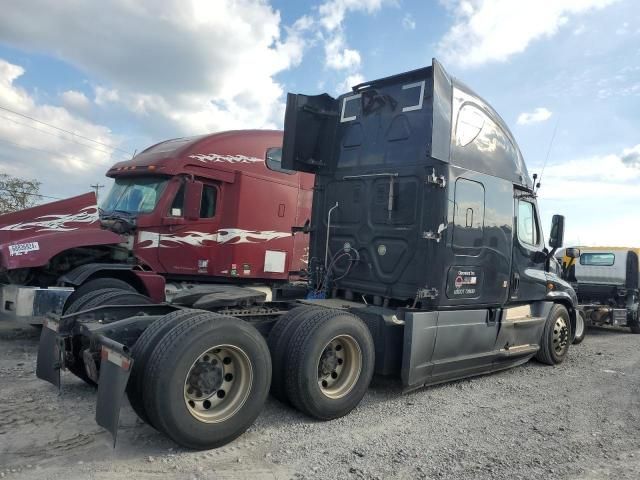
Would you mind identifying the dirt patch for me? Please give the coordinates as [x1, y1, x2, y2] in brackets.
[1, 321, 640, 479]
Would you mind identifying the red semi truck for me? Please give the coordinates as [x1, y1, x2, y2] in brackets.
[0, 129, 313, 324]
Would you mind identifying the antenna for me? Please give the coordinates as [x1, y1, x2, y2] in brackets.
[536, 120, 559, 193]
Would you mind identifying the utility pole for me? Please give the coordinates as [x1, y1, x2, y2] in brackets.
[90, 183, 105, 201]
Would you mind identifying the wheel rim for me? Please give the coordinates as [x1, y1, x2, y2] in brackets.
[575, 312, 585, 338]
[553, 316, 570, 355]
[317, 335, 362, 399]
[184, 344, 253, 423]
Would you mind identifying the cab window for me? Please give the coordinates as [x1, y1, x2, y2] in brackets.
[517, 200, 540, 246]
[580, 253, 615, 266]
[169, 183, 185, 216]
[169, 183, 217, 218]
[200, 185, 217, 218]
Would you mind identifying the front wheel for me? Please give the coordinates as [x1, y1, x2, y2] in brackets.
[572, 310, 586, 344]
[536, 304, 571, 365]
[628, 309, 640, 334]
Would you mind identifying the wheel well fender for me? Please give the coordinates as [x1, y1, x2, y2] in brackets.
[554, 299, 577, 341]
[59, 263, 147, 295]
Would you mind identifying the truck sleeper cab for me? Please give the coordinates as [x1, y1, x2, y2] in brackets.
[278, 59, 578, 391]
[36, 60, 578, 451]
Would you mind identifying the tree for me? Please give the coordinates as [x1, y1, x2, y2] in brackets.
[0, 174, 42, 214]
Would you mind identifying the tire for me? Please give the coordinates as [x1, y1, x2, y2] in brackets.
[65, 289, 153, 386]
[62, 288, 130, 386]
[572, 310, 586, 344]
[536, 304, 571, 365]
[142, 313, 271, 449]
[127, 308, 204, 426]
[64, 277, 136, 312]
[64, 288, 125, 315]
[284, 309, 375, 420]
[267, 306, 320, 403]
[81, 289, 153, 311]
[628, 308, 640, 334]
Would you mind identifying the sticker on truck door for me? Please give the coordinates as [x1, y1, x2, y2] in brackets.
[8, 241, 40, 256]
[446, 267, 483, 299]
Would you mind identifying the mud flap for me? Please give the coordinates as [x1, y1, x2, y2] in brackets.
[36, 317, 62, 389]
[95, 346, 133, 447]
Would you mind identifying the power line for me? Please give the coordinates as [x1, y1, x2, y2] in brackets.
[0, 113, 127, 158]
[0, 137, 70, 158]
[0, 104, 134, 156]
[0, 187, 62, 201]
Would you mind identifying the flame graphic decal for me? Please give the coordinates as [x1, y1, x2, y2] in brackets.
[188, 153, 263, 164]
[137, 228, 290, 249]
[0, 207, 99, 232]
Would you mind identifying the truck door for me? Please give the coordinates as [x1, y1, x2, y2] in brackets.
[509, 195, 547, 303]
[281, 93, 338, 173]
[430, 174, 514, 380]
[155, 180, 221, 275]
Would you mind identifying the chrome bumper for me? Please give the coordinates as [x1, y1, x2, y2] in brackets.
[0, 284, 73, 324]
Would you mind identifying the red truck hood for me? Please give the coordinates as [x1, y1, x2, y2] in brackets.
[0, 192, 125, 270]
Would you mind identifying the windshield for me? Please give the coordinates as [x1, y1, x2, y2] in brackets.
[101, 176, 168, 215]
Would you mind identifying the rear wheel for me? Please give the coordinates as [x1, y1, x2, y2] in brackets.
[65, 289, 154, 385]
[80, 289, 154, 311]
[127, 308, 204, 426]
[267, 306, 320, 403]
[143, 313, 271, 449]
[284, 309, 374, 420]
[64, 277, 136, 312]
[64, 288, 124, 315]
[572, 310, 586, 344]
[536, 304, 571, 365]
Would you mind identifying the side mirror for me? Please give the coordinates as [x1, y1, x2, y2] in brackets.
[265, 146, 294, 175]
[549, 214, 565, 249]
[184, 180, 203, 221]
[265, 147, 281, 164]
[565, 247, 581, 259]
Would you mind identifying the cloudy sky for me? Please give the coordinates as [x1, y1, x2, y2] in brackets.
[0, 0, 638, 246]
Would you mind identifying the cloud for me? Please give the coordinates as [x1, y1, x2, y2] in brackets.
[317, 0, 393, 90]
[338, 73, 365, 92]
[318, 0, 387, 31]
[540, 145, 640, 201]
[537, 145, 640, 246]
[438, 0, 619, 67]
[0, 0, 309, 137]
[0, 58, 123, 198]
[60, 90, 91, 111]
[517, 107, 553, 125]
[324, 33, 361, 70]
[620, 144, 640, 167]
[402, 13, 416, 30]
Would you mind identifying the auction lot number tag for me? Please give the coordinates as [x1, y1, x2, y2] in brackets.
[9, 241, 40, 256]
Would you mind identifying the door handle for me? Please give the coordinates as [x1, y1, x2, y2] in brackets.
[512, 273, 520, 293]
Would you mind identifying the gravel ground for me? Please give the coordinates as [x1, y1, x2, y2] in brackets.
[1, 319, 640, 480]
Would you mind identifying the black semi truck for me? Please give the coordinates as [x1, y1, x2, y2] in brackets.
[36, 59, 578, 449]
